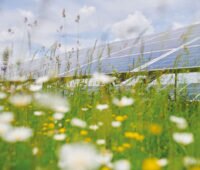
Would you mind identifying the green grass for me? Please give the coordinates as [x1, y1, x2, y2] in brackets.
[0, 76, 199, 170]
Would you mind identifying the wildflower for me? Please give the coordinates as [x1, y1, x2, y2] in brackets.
[71, 118, 87, 128]
[189, 166, 200, 170]
[149, 124, 162, 135]
[101, 166, 112, 170]
[34, 111, 44, 116]
[173, 132, 194, 145]
[98, 122, 103, 126]
[9, 94, 32, 107]
[29, 84, 42, 92]
[183, 156, 200, 167]
[157, 158, 168, 167]
[0, 92, 7, 99]
[115, 116, 127, 122]
[34, 93, 70, 113]
[58, 143, 101, 170]
[99, 150, 113, 167]
[32, 147, 39, 155]
[92, 73, 116, 84]
[0, 123, 12, 136]
[123, 143, 131, 149]
[53, 113, 65, 120]
[125, 132, 144, 141]
[35, 76, 49, 84]
[80, 130, 88, 136]
[82, 108, 88, 111]
[170, 115, 188, 129]
[89, 125, 99, 131]
[59, 128, 66, 133]
[54, 134, 67, 141]
[84, 138, 92, 143]
[96, 139, 106, 145]
[0, 106, 4, 111]
[3, 127, 33, 143]
[113, 160, 131, 170]
[48, 123, 55, 129]
[113, 97, 134, 107]
[142, 158, 161, 170]
[0, 112, 14, 124]
[116, 146, 125, 152]
[96, 104, 109, 111]
[111, 121, 121, 128]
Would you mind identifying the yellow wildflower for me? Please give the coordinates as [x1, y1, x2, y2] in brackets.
[116, 116, 126, 122]
[84, 137, 91, 143]
[190, 166, 200, 170]
[142, 158, 161, 170]
[149, 124, 162, 135]
[48, 123, 55, 129]
[101, 166, 111, 170]
[65, 119, 71, 122]
[116, 146, 125, 152]
[48, 117, 54, 121]
[59, 128, 66, 133]
[123, 143, 131, 148]
[80, 130, 88, 136]
[125, 132, 145, 141]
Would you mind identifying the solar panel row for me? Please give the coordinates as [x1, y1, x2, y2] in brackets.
[3, 23, 200, 83]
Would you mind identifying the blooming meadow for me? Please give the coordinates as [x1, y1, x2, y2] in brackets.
[0, 73, 199, 170]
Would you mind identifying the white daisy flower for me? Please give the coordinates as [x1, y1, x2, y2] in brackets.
[34, 111, 44, 116]
[96, 104, 109, 111]
[81, 108, 89, 111]
[29, 84, 42, 92]
[0, 106, 4, 111]
[35, 76, 49, 84]
[34, 93, 70, 113]
[53, 113, 65, 120]
[113, 97, 134, 107]
[0, 123, 12, 136]
[98, 122, 103, 126]
[9, 94, 32, 107]
[113, 160, 131, 170]
[32, 147, 39, 155]
[0, 92, 7, 99]
[71, 118, 87, 128]
[183, 156, 200, 167]
[58, 143, 101, 170]
[89, 125, 99, 131]
[92, 73, 116, 84]
[157, 158, 168, 167]
[0, 112, 14, 124]
[96, 139, 106, 145]
[3, 127, 33, 143]
[173, 132, 194, 145]
[111, 121, 121, 128]
[98, 150, 113, 166]
[54, 134, 67, 141]
[170, 115, 188, 129]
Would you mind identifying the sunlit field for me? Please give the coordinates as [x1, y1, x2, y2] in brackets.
[0, 73, 199, 170]
[1, 0, 200, 169]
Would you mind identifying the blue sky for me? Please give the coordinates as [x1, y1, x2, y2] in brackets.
[0, 0, 200, 61]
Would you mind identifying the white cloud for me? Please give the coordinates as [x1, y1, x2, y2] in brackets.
[79, 6, 96, 17]
[18, 9, 35, 21]
[172, 22, 185, 30]
[111, 11, 154, 40]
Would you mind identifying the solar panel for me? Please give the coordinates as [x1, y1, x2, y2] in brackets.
[3, 23, 200, 80]
[141, 45, 200, 71]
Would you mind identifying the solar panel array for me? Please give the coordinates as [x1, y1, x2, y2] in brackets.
[2, 23, 200, 79]
[149, 73, 200, 101]
[1, 24, 200, 78]
[1, 23, 200, 100]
